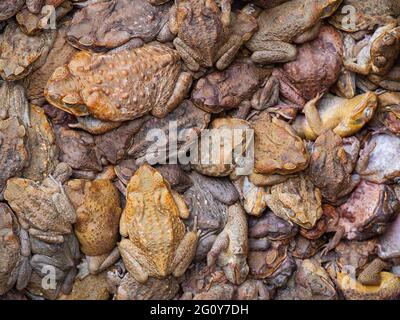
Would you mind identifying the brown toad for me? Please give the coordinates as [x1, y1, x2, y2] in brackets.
[0, 20, 56, 81]
[251, 111, 309, 177]
[207, 203, 249, 285]
[65, 179, 122, 276]
[4, 163, 76, 244]
[22, 105, 59, 182]
[170, 0, 258, 71]
[309, 130, 360, 204]
[119, 164, 199, 283]
[67, 0, 172, 52]
[246, 0, 342, 64]
[191, 58, 278, 113]
[0, 203, 31, 295]
[265, 174, 323, 229]
[45, 42, 192, 122]
[272, 25, 343, 106]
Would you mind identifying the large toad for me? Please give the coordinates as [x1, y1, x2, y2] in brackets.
[118, 164, 199, 283]
[67, 0, 172, 52]
[45, 42, 192, 122]
[246, 0, 342, 64]
[170, 1, 258, 71]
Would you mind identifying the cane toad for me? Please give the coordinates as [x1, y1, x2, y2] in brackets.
[0, 20, 56, 81]
[4, 163, 77, 244]
[292, 92, 378, 140]
[170, 1, 258, 71]
[207, 203, 249, 285]
[45, 42, 192, 122]
[246, 0, 342, 64]
[67, 0, 172, 52]
[309, 130, 360, 203]
[0, 1, 25, 21]
[119, 164, 199, 283]
[265, 174, 323, 229]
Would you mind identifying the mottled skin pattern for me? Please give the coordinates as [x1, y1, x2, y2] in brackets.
[309, 130, 360, 203]
[0, 118, 29, 200]
[337, 271, 400, 300]
[66, 179, 121, 256]
[58, 272, 110, 300]
[265, 174, 323, 230]
[207, 203, 249, 285]
[292, 92, 378, 140]
[329, 0, 400, 32]
[273, 25, 343, 106]
[357, 258, 390, 285]
[192, 118, 252, 177]
[251, 111, 309, 175]
[22, 105, 59, 181]
[0, 21, 56, 81]
[4, 163, 77, 244]
[344, 24, 400, 76]
[191, 58, 276, 113]
[170, 0, 257, 71]
[246, 0, 342, 64]
[119, 164, 199, 283]
[24, 22, 77, 104]
[45, 43, 192, 122]
[0, 0, 25, 21]
[67, 0, 171, 52]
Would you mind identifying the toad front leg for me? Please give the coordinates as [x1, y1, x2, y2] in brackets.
[303, 93, 325, 138]
[173, 38, 202, 72]
[251, 41, 297, 64]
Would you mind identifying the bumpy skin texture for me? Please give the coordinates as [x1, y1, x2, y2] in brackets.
[337, 181, 400, 241]
[183, 171, 238, 261]
[24, 22, 77, 103]
[4, 163, 77, 243]
[65, 179, 121, 256]
[329, 0, 400, 32]
[128, 100, 210, 160]
[337, 271, 400, 300]
[0, 118, 30, 200]
[45, 43, 192, 122]
[266, 174, 323, 230]
[53, 125, 103, 172]
[273, 25, 343, 106]
[246, 0, 342, 63]
[58, 272, 110, 300]
[192, 117, 252, 177]
[0, 20, 56, 81]
[207, 203, 249, 285]
[0, 204, 22, 295]
[343, 24, 400, 77]
[119, 164, 199, 283]
[251, 111, 309, 175]
[292, 92, 378, 140]
[16, 1, 73, 35]
[22, 105, 59, 181]
[0, 0, 25, 21]
[115, 273, 179, 300]
[309, 130, 359, 203]
[191, 58, 273, 113]
[67, 0, 171, 52]
[356, 133, 400, 184]
[170, 0, 257, 71]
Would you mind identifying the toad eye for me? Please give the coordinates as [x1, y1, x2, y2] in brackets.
[383, 35, 395, 46]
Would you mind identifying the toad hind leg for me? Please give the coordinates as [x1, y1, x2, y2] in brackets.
[216, 36, 241, 70]
[173, 37, 201, 71]
[118, 239, 157, 283]
[171, 221, 200, 278]
[251, 41, 297, 64]
[357, 258, 390, 286]
[303, 93, 325, 138]
[151, 71, 192, 118]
